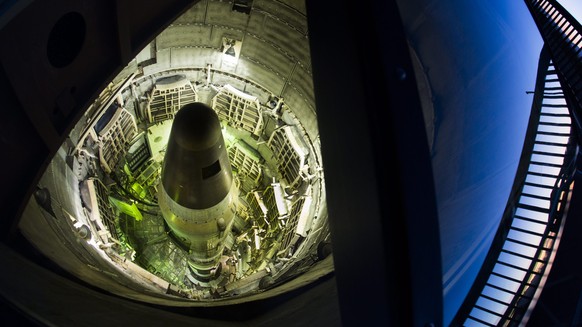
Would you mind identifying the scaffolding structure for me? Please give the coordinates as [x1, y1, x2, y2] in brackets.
[268, 126, 309, 187]
[212, 84, 264, 136]
[97, 108, 138, 173]
[146, 75, 198, 124]
[228, 140, 263, 193]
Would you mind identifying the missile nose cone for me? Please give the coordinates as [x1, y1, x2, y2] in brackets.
[173, 103, 222, 151]
[161, 103, 233, 209]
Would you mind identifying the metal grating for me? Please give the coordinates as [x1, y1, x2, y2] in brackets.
[279, 193, 313, 255]
[139, 239, 191, 289]
[228, 140, 262, 193]
[262, 181, 288, 227]
[211, 84, 264, 136]
[131, 159, 161, 201]
[246, 191, 268, 228]
[86, 178, 121, 245]
[268, 126, 309, 187]
[146, 75, 198, 124]
[97, 108, 138, 173]
[126, 133, 151, 174]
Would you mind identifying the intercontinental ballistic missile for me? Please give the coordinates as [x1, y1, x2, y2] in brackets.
[158, 103, 236, 280]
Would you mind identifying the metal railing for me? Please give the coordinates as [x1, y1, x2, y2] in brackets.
[524, 0, 582, 145]
[452, 46, 577, 327]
